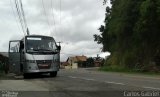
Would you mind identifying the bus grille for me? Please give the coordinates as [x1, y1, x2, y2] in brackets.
[36, 60, 52, 69]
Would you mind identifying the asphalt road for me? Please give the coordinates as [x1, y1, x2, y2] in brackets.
[0, 68, 160, 97]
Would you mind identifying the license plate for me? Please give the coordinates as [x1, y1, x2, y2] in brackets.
[39, 64, 49, 67]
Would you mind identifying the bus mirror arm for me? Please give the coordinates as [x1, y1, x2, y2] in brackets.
[20, 41, 24, 49]
[57, 45, 61, 51]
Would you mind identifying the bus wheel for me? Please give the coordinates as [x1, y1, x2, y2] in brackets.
[50, 71, 57, 77]
[23, 73, 29, 79]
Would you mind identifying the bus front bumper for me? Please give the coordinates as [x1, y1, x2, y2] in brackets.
[23, 68, 59, 73]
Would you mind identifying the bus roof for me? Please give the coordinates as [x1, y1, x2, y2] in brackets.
[25, 35, 53, 38]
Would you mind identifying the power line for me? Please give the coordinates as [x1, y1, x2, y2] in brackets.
[10, 0, 24, 36]
[59, 0, 63, 42]
[41, 0, 51, 33]
[51, 0, 56, 34]
[14, 0, 26, 35]
[19, 0, 29, 34]
[14, 0, 29, 35]
[59, 0, 62, 25]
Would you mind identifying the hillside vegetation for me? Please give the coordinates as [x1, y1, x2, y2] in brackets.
[94, 0, 160, 72]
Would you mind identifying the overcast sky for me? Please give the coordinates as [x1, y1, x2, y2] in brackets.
[0, 0, 111, 61]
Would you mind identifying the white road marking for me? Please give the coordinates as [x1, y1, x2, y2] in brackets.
[143, 87, 160, 90]
[68, 76, 78, 79]
[81, 78, 95, 81]
[105, 81, 125, 85]
[124, 75, 160, 80]
[68, 76, 95, 81]
[69, 76, 125, 85]
[68, 76, 160, 91]
[14, 75, 23, 79]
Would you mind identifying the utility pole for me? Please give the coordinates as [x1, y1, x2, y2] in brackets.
[26, 28, 30, 35]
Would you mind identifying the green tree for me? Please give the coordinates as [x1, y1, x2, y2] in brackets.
[86, 57, 94, 67]
[94, 0, 160, 71]
[134, 0, 160, 68]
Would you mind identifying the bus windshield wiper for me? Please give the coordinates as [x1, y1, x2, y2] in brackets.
[33, 49, 58, 54]
[32, 48, 49, 51]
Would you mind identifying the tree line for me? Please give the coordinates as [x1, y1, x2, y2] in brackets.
[94, 0, 160, 72]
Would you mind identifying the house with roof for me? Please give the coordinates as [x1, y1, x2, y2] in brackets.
[93, 57, 104, 67]
[66, 55, 87, 69]
[92, 54, 105, 67]
[60, 62, 70, 69]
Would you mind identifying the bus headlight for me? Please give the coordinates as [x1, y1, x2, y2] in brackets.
[28, 65, 38, 70]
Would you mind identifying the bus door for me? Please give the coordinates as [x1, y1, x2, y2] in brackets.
[9, 41, 21, 74]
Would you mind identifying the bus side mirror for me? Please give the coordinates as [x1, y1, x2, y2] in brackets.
[57, 45, 61, 51]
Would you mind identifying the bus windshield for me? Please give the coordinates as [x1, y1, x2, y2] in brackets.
[26, 36, 57, 53]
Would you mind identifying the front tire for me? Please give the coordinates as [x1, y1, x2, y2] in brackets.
[23, 73, 30, 79]
[50, 71, 57, 77]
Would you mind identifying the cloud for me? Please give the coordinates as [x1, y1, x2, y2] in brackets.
[0, 0, 110, 61]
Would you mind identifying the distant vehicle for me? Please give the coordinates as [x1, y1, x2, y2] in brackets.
[8, 35, 61, 78]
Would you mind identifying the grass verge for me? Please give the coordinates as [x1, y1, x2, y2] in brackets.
[99, 65, 160, 76]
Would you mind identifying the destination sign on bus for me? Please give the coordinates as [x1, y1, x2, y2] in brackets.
[27, 37, 42, 40]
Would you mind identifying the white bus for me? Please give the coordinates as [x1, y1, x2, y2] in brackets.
[9, 35, 61, 78]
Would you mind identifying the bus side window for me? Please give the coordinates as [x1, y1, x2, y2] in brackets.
[10, 47, 16, 52]
[9, 42, 20, 53]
